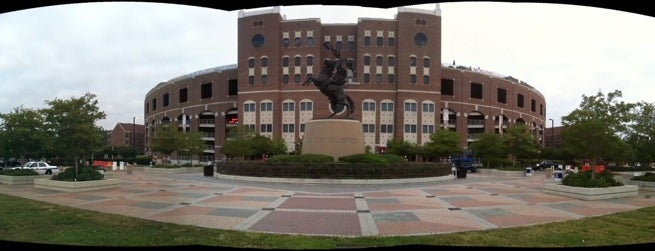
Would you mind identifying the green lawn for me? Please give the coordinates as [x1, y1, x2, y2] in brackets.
[1, 193, 654, 248]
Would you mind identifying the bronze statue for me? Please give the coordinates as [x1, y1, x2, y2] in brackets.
[302, 42, 355, 118]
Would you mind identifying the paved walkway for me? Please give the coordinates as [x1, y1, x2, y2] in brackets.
[1, 170, 655, 237]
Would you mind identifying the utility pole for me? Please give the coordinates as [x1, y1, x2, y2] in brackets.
[133, 117, 136, 153]
[549, 118, 554, 156]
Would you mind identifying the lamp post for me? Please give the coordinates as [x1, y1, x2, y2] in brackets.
[133, 117, 136, 153]
[548, 118, 554, 156]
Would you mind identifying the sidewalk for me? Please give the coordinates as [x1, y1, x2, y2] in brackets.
[1, 170, 654, 237]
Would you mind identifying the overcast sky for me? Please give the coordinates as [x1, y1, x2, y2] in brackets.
[1, 2, 654, 130]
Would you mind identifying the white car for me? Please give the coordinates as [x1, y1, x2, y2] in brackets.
[13, 161, 59, 175]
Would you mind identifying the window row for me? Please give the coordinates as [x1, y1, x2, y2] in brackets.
[243, 101, 314, 112]
[360, 55, 430, 68]
[440, 79, 544, 115]
[363, 35, 396, 47]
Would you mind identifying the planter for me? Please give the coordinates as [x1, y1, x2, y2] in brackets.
[543, 183, 639, 200]
[491, 169, 526, 177]
[626, 180, 655, 191]
[143, 167, 203, 174]
[0, 174, 46, 185]
[34, 178, 121, 192]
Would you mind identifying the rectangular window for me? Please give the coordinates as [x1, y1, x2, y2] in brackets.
[517, 94, 524, 108]
[260, 124, 272, 133]
[497, 88, 506, 104]
[300, 101, 313, 111]
[260, 102, 273, 111]
[422, 103, 435, 113]
[380, 124, 394, 133]
[300, 124, 305, 132]
[146, 103, 149, 113]
[283, 102, 295, 111]
[283, 124, 295, 133]
[540, 104, 543, 115]
[163, 93, 169, 107]
[201, 82, 212, 99]
[531, 99, 536, 112]
[228, 79, 238, 96]
[404, 124, 417, 133]
[245, 124, 256, 131]
[152, 98, 157, 111]
[381, 102, 394, 112]
[179, 88, 188, 103]
[244, 103, 256, 112]
[404, 102, 417, 112]
[441, 79, 454, 96]
[422, 125, 435, 134]
[470, 82, 483, 99]
[363, 102, 376, 111]
[362, 124, 375, 133]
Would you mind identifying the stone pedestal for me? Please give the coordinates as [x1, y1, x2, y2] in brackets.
[301, 119, 365, 160]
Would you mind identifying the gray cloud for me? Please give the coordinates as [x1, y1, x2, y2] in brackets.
[1, 2, 653, 129]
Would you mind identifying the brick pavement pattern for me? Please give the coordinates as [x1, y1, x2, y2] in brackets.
[1, 170, 654, 237]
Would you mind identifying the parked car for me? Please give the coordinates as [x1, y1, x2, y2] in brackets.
[534, 160, 562, 171]
[12, 161, 59, 175]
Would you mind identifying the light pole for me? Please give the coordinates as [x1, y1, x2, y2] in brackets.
[548, 119, 554, 156]
[133, 117, 136, 153]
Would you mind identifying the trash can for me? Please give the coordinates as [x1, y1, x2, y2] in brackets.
[203, 162, 214, 177]
[456, 165, 467, 179]
[525, 167, 533, 176]
[554, 170, 563, 183]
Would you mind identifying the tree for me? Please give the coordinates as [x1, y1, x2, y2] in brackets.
[502, 124, 540, 166]
[150, 125, 183, 163]
[560, 119, 624, 178]
[41, 93, 106, 180]
[0, 106, 51, 162]
[422, 128, 462, 161]
[468, 132, 506, 168]
[222, 126, 257, 160]
[625, 101, 655, 166]
[179, 131, 206, 166]
[561, 89, 636, 178]
[386, 138, 420, 161]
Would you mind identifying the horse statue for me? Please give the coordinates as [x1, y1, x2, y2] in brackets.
[302, 42, 355, 118]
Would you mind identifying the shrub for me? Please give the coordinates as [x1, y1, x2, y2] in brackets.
[52, 166, 103, 181]
[135, 155, 153, 165]
[338, 153, 406, 163]
[267, 154, 334, 163]
[562, 170, 623, 188]
[631, 172, 655, 182]
[0, 169, 39, 176]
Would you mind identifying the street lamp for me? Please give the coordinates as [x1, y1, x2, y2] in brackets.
[548, 118, 554, 155]
[133, 117, 136, 153]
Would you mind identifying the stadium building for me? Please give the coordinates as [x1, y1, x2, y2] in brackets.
[144, 5, 546, 163]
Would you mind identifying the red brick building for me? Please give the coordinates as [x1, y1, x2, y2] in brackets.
[109, 122, 145, 154]
[144, 5, 547, 163]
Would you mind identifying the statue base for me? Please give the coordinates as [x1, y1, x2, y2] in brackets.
[301, 119, 365, 161]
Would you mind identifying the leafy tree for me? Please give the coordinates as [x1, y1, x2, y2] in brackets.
[502, 124, 540, 166]
[249, 134, 287, 159]
[222, 126, 257, 160]
[625, 101, 655, 166]
[150, 125, 182, 163]
[386, 138, 419, 161]
[468, 132, 506, 168]
[41, 93, 106, 180]
[422, 128, 462, 161]
[179, 131, 206, 166]
[560, 119, 624, 178]
[0, 106, 51, 161]
[561, 90, 636, 178]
